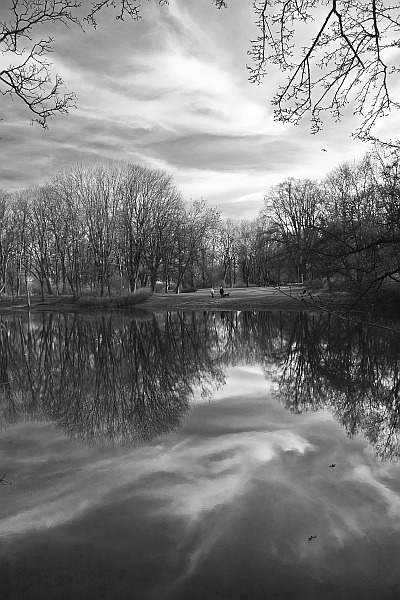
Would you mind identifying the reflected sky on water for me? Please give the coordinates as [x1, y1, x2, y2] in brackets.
[1, 311, 400, 599]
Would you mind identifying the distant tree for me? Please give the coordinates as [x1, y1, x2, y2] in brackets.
[196, 226, 220, 289]
[256, 148, 400, 305]
[77, 163, 121, 296]
[117, 163, 182, 292]
[317, 149, 400, 299]
[118, 163, 159, 293]
[141, 174, 183, 292]
[7, 191, 30, 296]
[266, 178, 322, 283]
[236, 220, 257, 287]
[251, 215, 276, 286]
[45, 173, 88, 297]
[219, 219, 240, 287]
[27, 186, 56, 297]
[0, 190, 16, 294]
[173, 200, 220, 292]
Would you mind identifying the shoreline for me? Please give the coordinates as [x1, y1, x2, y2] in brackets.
[0, 286, 346, 314]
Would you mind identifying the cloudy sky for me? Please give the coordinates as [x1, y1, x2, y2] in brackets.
[0, 0, 395, 218]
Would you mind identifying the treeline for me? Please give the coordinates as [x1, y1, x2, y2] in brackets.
[2, 311, 400, 458]
[0, 161, 272, 297]
[0, 162, 222, 297]
[260, 145, 400, 298]
[1, 146, 400, 298]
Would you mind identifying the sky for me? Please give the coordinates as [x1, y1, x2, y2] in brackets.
[0, 0, 396, 218]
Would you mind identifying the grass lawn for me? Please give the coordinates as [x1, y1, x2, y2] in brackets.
[137, 286, 311, 312]
[0, 286, 347, 314]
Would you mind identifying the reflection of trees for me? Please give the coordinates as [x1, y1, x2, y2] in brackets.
[278, 313, 400, 460]
[1, 310, 400, 458]
[0, 312, 228, 446]
[0, 310, 293, 446]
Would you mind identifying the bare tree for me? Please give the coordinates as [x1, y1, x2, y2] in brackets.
[172, 200, 221, 292]
[140, 172, 183, 292]
[0, 0, 166, 126]
[8, 191, 31, 296]
[117, 164, 182, 292]
[0, 0, 80, 126]
[237, 219, 258, 287]
[317, 150, 400, 298]
[75, 163, 121, 296]
[0, 190, 16, 294]
[244, 0, 400, 141]
[267, 178, 322, 282]
[26, 186, 56, 297]
[43, 175, 87, 297]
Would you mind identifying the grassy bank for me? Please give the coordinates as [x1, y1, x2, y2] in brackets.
[0, 285, 363, 314]
[0, 288, 153, 312]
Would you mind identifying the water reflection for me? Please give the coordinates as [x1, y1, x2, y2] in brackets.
[0, 312, 225, 445]
[278, 314, 400, 460]
[1, 311, 400, 459]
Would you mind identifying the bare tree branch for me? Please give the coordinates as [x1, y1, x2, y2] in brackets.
[0, 0, 168, 126]
[246, 0, 400, 141]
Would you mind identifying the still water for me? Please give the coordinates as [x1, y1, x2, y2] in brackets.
[1, 310, 400, 599]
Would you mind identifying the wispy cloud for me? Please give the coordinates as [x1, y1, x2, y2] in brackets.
[0, 0, 369, 217]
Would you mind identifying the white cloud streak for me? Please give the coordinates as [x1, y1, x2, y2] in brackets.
[0, 0, 372, 217]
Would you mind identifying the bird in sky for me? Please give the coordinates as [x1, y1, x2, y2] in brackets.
[321, 148, 328, 152]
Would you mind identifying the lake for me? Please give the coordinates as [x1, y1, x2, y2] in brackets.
[1, 310, 400, 599]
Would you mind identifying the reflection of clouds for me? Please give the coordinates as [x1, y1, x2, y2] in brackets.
[348, 465, 400, 518]
[0, 424, 312, 538]
[2, 367, 400, 600]
[211, 364, 272, 401]
[3, 386, 400, 548]
[146, 431, 313, 518]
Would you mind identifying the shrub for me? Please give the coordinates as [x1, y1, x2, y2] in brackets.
[76, 289, 152, 309]
[154, 282, 166, 293]
[113, 289, 152, 307]
[181, 286, 198, 293]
